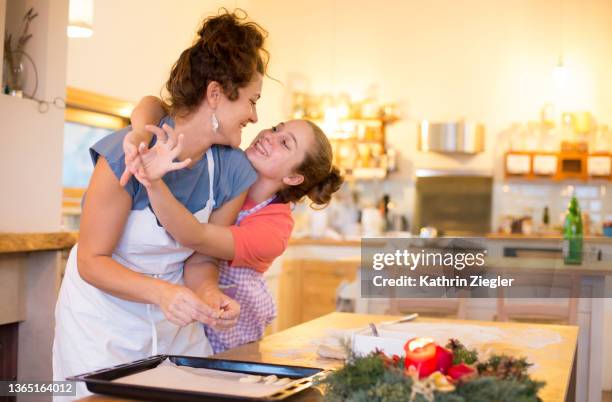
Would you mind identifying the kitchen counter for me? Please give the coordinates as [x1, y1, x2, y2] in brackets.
[0, 233, 359, 252]
[0, 232, 77, 253]
[77, 312, 578, 402]
[486, 256, 612, 275]
[487, 233, 612, 244]
[0, 232, 74, 388]
[11, 232, 609, 253]
[288, 236, 361, 247]
[8, 232, 608, 253]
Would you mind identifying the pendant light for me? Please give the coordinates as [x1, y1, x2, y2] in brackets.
[67, 0, 94, 38]
[553, 0, 567, 85]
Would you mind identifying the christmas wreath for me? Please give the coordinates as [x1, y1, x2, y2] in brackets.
[317, 338, 544, 402]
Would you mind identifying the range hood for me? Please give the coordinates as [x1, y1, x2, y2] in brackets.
[418, 121, 485, 154]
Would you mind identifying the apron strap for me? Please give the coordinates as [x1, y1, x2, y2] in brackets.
[205, 148, 215, 209]
[236, 196, 276, 225]
[147, 303, 158, 356]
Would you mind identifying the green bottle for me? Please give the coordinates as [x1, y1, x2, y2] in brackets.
[543, 206, 550, 225]
[563, 196, 583, 265]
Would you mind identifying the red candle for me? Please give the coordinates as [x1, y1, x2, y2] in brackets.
[404, 337, 437, 378]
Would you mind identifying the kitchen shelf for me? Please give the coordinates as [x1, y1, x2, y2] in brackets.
[587, 153, 612, 179]
[504, 151, 611, 182]
[315, 117, 391, 180]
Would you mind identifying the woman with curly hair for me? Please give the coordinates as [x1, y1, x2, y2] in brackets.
[53, 10, 268, 398]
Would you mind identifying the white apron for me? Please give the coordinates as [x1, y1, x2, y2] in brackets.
[53, 149, 216, 400]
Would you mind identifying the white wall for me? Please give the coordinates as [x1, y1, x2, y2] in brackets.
[247, 0, 612, 172]
[0, 0, 68, 232]
[66, 0, 252, 103]
[66, 0, 612, 161]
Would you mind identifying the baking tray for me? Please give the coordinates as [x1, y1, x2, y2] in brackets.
[69, 355, 327, 401]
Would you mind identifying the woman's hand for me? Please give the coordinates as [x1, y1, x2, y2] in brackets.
[198, 285, 241, 331]
[158, 282, 218, 327]
[120, 127, 151, 187]
[132, 124, 192, 188]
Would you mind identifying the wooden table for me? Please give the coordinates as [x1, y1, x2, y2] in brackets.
[79, 312, 578, 402]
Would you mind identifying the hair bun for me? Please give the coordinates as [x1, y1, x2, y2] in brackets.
[163, 8, 268, 116]
[197, 9, 265, 56]
[197, 8, 244, 37]
[308, 166, 344, 207]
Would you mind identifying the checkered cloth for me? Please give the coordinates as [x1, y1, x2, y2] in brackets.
[205, 196, 278, 354]
[205, 261, 276, 353]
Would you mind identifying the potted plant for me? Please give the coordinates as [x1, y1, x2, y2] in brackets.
[3, 7, 38, 97]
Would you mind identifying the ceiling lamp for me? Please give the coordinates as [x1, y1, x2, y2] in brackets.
[67, 0, 94, 38]
[553, 0, 567, 85]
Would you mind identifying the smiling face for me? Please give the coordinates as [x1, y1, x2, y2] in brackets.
[245, 120, 315, 184]
[214, 73, 263, 147]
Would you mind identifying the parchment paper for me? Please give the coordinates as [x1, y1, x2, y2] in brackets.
[112, 359, 300, 398]
[312, 322, 563, 360]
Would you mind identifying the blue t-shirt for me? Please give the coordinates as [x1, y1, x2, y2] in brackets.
[89, 116, 257, 214]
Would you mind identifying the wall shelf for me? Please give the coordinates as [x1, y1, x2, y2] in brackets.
[504, 151, 611, 182]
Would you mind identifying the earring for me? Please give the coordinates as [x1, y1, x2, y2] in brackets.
[211, 113, 219, 133]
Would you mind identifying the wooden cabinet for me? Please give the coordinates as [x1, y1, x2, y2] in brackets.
[556, 152, 588, 181]
[505, 152, 532, 178]
[0, 323, 18, 381]
[276, 259, 359, 331]
[532, 154, 557, 176]
[587, 153, 612, 178]
[505, 151, 611, 181]
[276, 260, 303, 331]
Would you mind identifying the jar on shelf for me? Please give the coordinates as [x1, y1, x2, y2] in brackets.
[539, 126, 560, 152]
[292, 92, 307, 119]
[589, 125, 611, 153]
[356, 144, 368, 167]
[525, 121, 541, 151]
[509, 123, 526, 152]
[360, 98, 379, 119]
[560, 113, 577, 152]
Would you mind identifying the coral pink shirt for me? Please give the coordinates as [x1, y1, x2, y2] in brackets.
[228, 198, 294, 273]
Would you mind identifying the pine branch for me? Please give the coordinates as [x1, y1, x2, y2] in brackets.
[318, 344, 545, 402]
[445, 339, 478, 365]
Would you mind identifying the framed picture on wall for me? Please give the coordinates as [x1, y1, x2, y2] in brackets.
[62, 88, 133, 217]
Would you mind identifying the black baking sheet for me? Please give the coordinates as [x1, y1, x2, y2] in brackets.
[68, 355, 326, 401]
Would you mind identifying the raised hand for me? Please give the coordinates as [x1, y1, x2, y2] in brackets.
[132, 123, 192, 188]
[120, 127, 152, 187]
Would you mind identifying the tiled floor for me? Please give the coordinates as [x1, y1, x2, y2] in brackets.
[604, 391, 612, 402]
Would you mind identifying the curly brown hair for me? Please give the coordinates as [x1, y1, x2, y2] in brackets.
[276, 121, 344, 207]
[163, 9, 269, 117]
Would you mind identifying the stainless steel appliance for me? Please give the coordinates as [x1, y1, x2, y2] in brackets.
[413, 170, 492, 236]
[418, 121, 485, 154]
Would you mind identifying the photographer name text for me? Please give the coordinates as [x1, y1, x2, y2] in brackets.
[372, 275, 514, 289]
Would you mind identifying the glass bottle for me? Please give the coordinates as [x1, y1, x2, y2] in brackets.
[543, 206, 550, 225]
[590, 125, 611, 153]
[563, 197, 583, 265]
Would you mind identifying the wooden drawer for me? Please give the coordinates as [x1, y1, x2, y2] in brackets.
[277, 259, 359, 330]
[303, 281, 338, 309]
